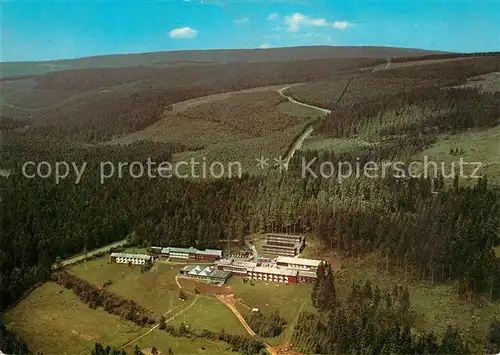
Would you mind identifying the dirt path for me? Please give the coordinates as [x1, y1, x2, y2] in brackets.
[118, 272, 198, 351]
[216, 294, 281, 355]
[216, 294, 256, 335]
[118, 294, 200, 351]
[175, 274, 182, 289]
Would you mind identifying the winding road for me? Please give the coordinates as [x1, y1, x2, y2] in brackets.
[277, 85, 331, 116]
[277, 84, 331, 170]
[278, 58, 392, 170]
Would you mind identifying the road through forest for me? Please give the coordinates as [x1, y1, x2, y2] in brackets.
[278, 58, 392, 170]
[55, 239, 128, 269]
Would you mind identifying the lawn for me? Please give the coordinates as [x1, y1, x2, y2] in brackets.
[2, 281, 241, 355]
[2, 282, 145, 355]
[70, 255, 248, 337]
[69, 257, 184, 314]
[169, 295, 247, 336]
[227, 277, 315, 345]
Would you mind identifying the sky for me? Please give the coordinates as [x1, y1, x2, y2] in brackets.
[1, 0, 499, 62]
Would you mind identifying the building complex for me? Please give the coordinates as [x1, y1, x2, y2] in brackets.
[116, 241, 322, 286]
[211, 256, 322, 284]
[179, 264, 231, 285]
[149, 246, 223, 261]
[261, 233, 305, 256]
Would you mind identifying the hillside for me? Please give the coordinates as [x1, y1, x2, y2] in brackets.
[0, 46, 448, 78]
[2, 49, 500, 355]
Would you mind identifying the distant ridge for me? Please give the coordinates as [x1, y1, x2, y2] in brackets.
[0, 46, 450, 78]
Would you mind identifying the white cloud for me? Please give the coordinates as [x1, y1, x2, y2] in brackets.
[333, 21, 349, 30]
[268, 13, 279, 20]
[234, 16, 250, 24]
[259, 43, 270, 49]
[169, 27, 198, 39]
[284, 13, 351, 32]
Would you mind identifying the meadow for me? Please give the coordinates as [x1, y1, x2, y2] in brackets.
[417, 125, 500, 185]
[226, 276, 315, 346]
[2, 282, 145, 354]
[69, 257, 184, 315]
[1, 281, 238, 355]
[335, 253, 500, 354]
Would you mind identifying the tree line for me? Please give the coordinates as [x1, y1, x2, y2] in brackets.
[292, 261, 470, 354]
[51, 271, 156, 327]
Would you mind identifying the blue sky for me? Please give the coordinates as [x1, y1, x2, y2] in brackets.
[1, 0, 499, 62]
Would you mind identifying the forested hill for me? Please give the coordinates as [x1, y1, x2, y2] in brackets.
[2, 53, 500, 354]
[0, 45, 447, 78]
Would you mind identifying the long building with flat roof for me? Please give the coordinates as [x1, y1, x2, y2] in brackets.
[276, 256, 322, 270]
[261, 233, 305, 256]
[152, 246, 222, 261]
[110, 253, 153, 265]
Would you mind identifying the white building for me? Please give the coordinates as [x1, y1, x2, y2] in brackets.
[275, 256, 322, 270]
[110, 253, 152, 265]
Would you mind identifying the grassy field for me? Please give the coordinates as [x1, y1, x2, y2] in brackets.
[453, 71, 500, 93]
[335, 253, 500, 354]
[2, 282, 238, 355]
[227, 276, 315, 346]
[172, 119, 312, 176]
[111, 89, 313, 146]
[2, 282, 145, 355]
[121, 330, 235, 355]
[70, 255, 247, 336]
[169, 295, 247, 335]
[5, 255, 250, 354]
[417, 125, 500, 185]
[69, 257, 184, 315]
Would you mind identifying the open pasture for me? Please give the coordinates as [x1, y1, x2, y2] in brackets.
[69, 257, 184, 314]
[417, 125, 500, 185]
[335, 253, 500, 354]
[2, 282, 144, 355]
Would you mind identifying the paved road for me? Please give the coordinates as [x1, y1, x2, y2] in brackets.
[277, 84, 331, 115]
[277, 85, 331, 170]
[55, 239, 128, 269]
[278, 58, 393, 171]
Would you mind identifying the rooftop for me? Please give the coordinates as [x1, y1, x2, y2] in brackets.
[216, 259, 258, 268]
[110, 253, 152, 260]
[276, 256, 322, 268]
[187, 265, 215, 277]
[196, 249, 223, 257]
[182, 265, 196, 272]
[266, 233, 303, 239]
[182, 265, 231, 280]
[209, 269, 232, 279]
[158, 246, 222, 256]
[250, 266, 298, 277]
